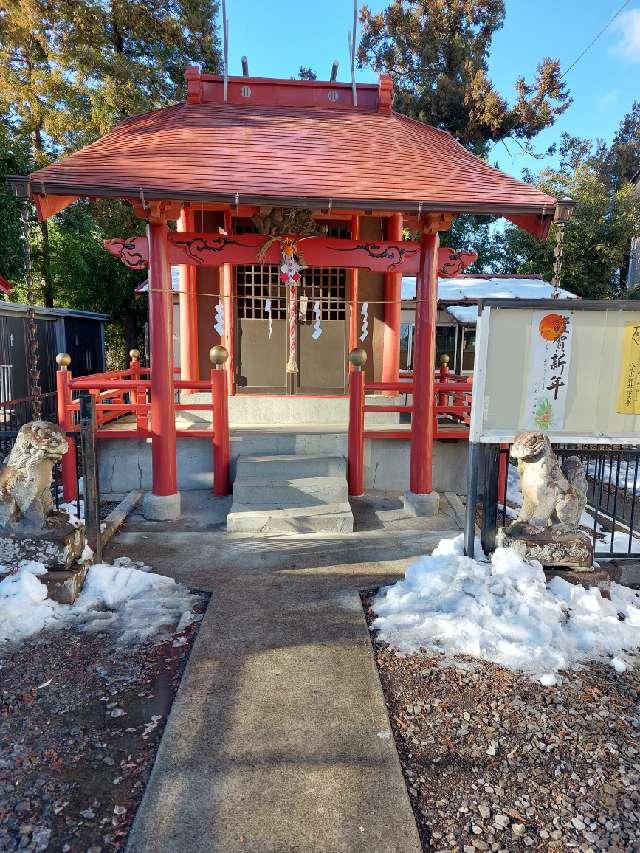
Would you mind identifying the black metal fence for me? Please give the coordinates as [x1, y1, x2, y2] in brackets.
[495, 443, 640, 560]
[0, 391, 57, 436]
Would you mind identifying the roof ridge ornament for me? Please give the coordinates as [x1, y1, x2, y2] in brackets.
[378, 74, 393, 114]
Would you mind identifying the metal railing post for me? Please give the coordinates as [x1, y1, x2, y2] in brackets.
[347, 348, 367, 497]
[55, 353, 78, 502]
[210, 346, 231, 496]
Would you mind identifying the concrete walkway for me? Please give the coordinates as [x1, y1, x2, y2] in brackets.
[107, 491, 461, 853]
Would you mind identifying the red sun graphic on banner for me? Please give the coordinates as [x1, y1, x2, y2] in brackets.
[538, 313, 567, 342]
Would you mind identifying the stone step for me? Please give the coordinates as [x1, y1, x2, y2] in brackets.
[226, 502, 354, 534]
[233, 475, 348, 508]
[235, 454, 346, 480]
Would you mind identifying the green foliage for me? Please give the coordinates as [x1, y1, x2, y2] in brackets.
[446, 214, 506, 273]
[0, 0, 222, 156]
[297, 67, 318, 81]
[498, 141, 640, 298]
[604, 101, 640, 192]
[358, 0, 571, 152]
[0, 0, 221, 363]
[0, 123, 32, 284]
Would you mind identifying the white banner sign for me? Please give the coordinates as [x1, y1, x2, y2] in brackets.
[523, 309, 573, 431]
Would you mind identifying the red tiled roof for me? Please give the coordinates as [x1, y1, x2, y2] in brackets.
[0, 275, 12, 295]
[26, 72, 556, 229]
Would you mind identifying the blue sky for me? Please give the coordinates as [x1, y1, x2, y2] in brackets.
[222, 0, 640, 178]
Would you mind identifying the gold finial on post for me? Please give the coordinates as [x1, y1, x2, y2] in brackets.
[129, 349, 140, 362]
[439, 354, 450, 366]
[348, 348, 367, 371]
[56, 353, 71, 371]
[210, 345, 229, 369]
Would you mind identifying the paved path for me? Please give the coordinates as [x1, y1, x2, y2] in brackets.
[108, 492, 460, 853]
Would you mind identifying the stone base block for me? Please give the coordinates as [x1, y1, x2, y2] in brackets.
[43, 564, 89, 604]
[0, 514, 85, 571]
[403, 490, 440, 518]
[141, 491, 181, 521]
[497, 525, 593, 571]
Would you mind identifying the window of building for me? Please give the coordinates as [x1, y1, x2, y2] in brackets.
[436, 326, 457, 368]
[400, 323, 413, 369]
[461, 327, 476, 372]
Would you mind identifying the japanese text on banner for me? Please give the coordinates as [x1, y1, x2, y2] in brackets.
[617, 322, 640, 414]
[523, 311, 573, 431]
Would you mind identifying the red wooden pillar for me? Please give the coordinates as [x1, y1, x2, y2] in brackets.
[55, 353, 78, 502]
[177, 207, 199, 382]
[222, 210, 235, 394]
[143, 220, 181, 520]
[347, 349, 367, 496]
[407, 227, 440, 514]
[348, 215, 360, 367]
[381, 213, 403, 386]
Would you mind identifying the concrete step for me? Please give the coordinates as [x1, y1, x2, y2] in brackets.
[235, 454, 346, 480]
[233, 475, 348, 508]
[226, 502, 354, 534]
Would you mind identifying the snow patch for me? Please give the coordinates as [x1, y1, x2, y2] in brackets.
[0, 560, 202, 646]
[372, 535, 640, 679]
[401, 275, 577, 303]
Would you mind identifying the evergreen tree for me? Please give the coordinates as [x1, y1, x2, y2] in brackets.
[358, 0, 571, 153]
[0, 0, 221, 360]
[499, 131, 640, 299]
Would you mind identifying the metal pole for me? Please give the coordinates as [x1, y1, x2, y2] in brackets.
[464, 441, 481, 558]
[79, 390, 102, 563]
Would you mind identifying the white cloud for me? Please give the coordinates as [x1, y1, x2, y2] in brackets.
[611, 8, 640, 62]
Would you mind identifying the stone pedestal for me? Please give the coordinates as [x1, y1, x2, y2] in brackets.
[403, 490, 440, 518]
[43, 565, 89, 604]
[142, 491, 182, 521]
[0, 512, 86, 572]
[496, 524, 593, 571]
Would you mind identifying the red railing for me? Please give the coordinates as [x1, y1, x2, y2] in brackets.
[56, 352, 230, 502]
[347, 358, 472, 495]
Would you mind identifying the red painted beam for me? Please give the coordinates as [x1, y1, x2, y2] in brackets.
[177, 208, 199, 382]
[382, 212, 403, 388]
[105, 233, 477, 277]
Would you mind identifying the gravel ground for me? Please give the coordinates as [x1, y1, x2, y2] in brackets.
[0, 596, 207, 852]
[363, 591, 640, 853]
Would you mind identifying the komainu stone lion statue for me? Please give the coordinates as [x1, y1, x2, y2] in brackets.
[0, 421, 69, 529]
[497, 431, 592, 570]
[509, 431, 587, 530]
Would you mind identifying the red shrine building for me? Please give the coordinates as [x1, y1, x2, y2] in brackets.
[13, 68, 559, 523]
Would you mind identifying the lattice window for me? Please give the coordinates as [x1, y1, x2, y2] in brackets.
[234, 218, 348, 321]
[236, 265, 286, 320]
[300, 268, 346, 321]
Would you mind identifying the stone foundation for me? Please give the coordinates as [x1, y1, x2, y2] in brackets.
[0, 514, 86, 571]
[497, 525, 593, 571]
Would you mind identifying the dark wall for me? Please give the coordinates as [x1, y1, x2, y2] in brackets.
[0, 313, 105, 403]
[63, 317, 105, 376]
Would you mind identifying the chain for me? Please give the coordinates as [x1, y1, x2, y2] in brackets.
[551, 221, 566, 299]
[22, 200, 42, 419]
